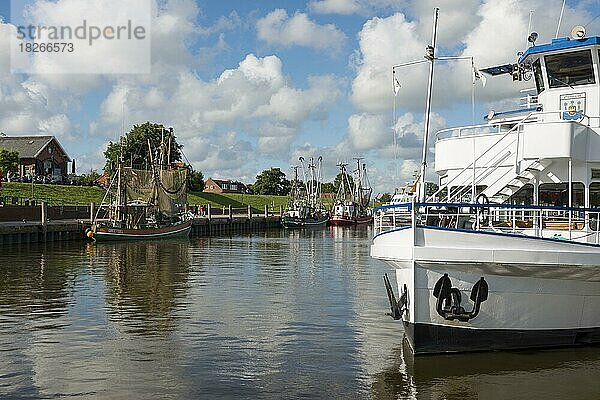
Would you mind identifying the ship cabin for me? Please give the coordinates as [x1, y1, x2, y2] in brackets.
[421, 33, 600, 243]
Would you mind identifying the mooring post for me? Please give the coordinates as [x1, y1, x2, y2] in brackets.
[90, 202, 95, 222]
[41, 201, 48, 241]
[228, 204, 232, 219]
[264, 204, 268, 218]
[207, 204, 211, 220]
[41, 201, 47, 226]
[248, 204, 252, 219]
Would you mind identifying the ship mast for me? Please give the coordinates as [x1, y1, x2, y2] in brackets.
[353, 157, 364, 205]
[418, 7, 439, 202]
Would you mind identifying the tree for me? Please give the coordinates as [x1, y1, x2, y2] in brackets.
[0, 148, 19, 175]
[253, 168, 290, 196]
[79, 169, 101, 186]
[333, 172, 353, 193]
[321, 182, 335, 194]
[104, 122, 183, 174]
[188, 169, 204, 192]
[379, 193, 392, 203]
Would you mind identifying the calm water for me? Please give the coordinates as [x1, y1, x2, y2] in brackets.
[1, 227, 600, 399]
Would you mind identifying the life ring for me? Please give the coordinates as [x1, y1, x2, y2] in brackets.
[475, 193, 489, 205]
[85, 228, 94, 239]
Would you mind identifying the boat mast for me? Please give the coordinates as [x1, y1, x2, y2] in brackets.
[116, 136, 125, 223]
[353, 157, 364, 205]
[418, 7, 439, 202]
[291, 165, 300, 200]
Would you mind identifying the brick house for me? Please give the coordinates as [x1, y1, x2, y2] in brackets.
[203, 178, 251, 194]
[0, 136, 71, 182]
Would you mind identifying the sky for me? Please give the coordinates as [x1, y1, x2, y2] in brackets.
[0, 0, 598, 194]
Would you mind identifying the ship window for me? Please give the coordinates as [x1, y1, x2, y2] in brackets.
[544, 50, 595, 88]
[532, 59, 544, 93]
[591, 183, 600, 208]
[539, 183, 585, 207]
[592, 169, 600, 180]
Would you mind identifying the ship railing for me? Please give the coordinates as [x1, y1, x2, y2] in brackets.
[429, 112, 535, 203]
[430, 111, 600, 203]
[435, 111, 599, 141]
[374, 202, 600, 245]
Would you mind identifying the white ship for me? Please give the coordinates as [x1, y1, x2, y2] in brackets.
[371, 13, 600, 354]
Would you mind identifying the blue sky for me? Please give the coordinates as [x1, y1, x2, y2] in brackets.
[0, 0, 598, 193]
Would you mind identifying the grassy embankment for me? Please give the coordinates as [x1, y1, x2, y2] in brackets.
[1, 182, 291, 211]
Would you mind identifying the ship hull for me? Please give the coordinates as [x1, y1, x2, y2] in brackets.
[371, 226, 600, 354]
[355, 215, 373, 224]
[92, 220, 192, 241]
[330, 214, 372, 226]
[329, 215, 355, 226]
[404, 321, 600, 354]
[282, 215, 329, 228]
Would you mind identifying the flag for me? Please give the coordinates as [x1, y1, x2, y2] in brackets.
[394, 78, 401, 96]
[472, 66, 487, 87]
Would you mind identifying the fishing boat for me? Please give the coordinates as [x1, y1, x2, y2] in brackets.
[282, 156, 329, 228]
[330, 158, 373, 225]
[89, 128, 191, 241]
[371, 10, 600, 354]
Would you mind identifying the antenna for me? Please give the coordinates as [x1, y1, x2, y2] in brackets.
[555, 0, 566, 38]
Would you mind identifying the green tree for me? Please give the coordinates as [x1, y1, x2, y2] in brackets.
[188, 169, 204, 192]
[79, 169, 101, 186]
[253, 168, 290, 196]
[321, 182, 335, 193]
[104, 122, 183, 174]
[333, 172, 353, 193]
[0, 147, 19, 175]
[379, 193, 392, 203]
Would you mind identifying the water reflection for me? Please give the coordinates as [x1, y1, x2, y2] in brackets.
[95, 240, 192, 335]
[0, 231, 599, 399]
[371, 339, 600, 400]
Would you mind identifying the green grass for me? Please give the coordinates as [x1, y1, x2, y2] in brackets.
[1, 182, 293, 210]
[1, 182, 105, 205]
[188, 191, 291, 212]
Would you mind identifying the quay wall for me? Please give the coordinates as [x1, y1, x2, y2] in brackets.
[0, 215, 283, 246]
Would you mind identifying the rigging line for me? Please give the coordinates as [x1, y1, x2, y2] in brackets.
[584, 13, 600, 27]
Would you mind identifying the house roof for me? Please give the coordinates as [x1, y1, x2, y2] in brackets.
[208, 178, 247, 187]
[0, 136, 70, 161]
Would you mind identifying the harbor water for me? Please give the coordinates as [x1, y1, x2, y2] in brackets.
[1, 228, 599, 399]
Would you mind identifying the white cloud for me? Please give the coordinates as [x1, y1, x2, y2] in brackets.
[255, 75, 342, 124]
[38, 114, 75, 141]
[309, 0, 361, 15]
[257, 122, 296, 155]
[347, 113, 389, 151]
[197, 11, 241, 35]
[256, 9, 346, 53]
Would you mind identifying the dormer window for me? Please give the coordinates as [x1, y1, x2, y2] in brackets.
[544, 49, 595, 88]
